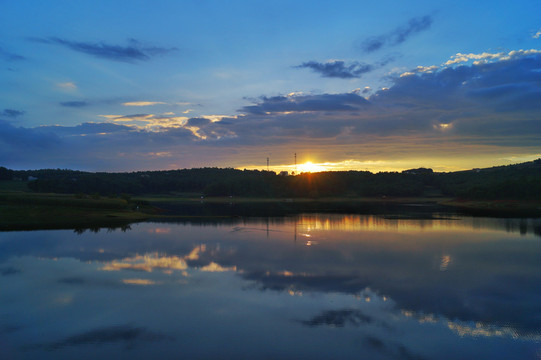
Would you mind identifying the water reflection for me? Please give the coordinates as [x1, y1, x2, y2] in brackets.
[1, 214, 541, 359]
[27, 324, 168, 351]
[73, 224, 132, 234]
[292, 214, 541, 236]
[100, 253, 189, 272]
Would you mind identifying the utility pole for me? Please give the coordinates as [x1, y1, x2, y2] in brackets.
[267, 157, 269, 171]
[294, 153, 297, 174]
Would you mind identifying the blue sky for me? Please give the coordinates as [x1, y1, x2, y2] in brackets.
[1, 0, 541, 172]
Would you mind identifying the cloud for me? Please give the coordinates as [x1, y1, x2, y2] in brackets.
[300, 309, 374, 327]
[0, 119, 60, 150]
[199, 262, 237, 272]
[186, 117, 211, 127]
[31, 37, 176, 62]
[240, 92, 370, 115]
[121, 278, 157, 285]
[31, 325, 167, 350]
[533, 29, 541, 39]
[295, 60, 374, 78]
[0, 109, 25, 118]
[443, 52, 505, 66]
[97, 113, 235, 140]
[60, 101, 88, 108]
[99, 113, 191, 131]
[36, 122, 134, 136]
[57, 82, 77, 89]
[122, 101, 167, 106]
[101, 253, 188, 272]
[443, 49, 541, 67]
[360, 15, 433, 53]
[2, 49, 540, 172]
[0, 46, 25, 62]
[0, 266, 21, 276]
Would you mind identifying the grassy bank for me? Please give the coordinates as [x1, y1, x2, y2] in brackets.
[135, 193, 450, 204]
[2, 184, 541, 231]
[440, 199, 541, 217]
[136, 194, 541, 218]
[0, 189, 154, 231]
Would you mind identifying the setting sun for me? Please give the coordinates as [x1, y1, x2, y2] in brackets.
[298, 161, 327, 173]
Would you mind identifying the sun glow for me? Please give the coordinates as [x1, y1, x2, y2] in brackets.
[298, 161, 327, 173]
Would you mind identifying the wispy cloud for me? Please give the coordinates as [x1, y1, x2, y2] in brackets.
[443, 52, 505, 66]
[2, 49, 540, 171]
[60, 101, 88, 108]
[0, 46, 25, 62]
[99, 113, 196, 134]
[533, 28, 541, 39]
[295, 60, 373, 79]
[122, 101, 167, 106]
[240, 92, 370, 115]
[30, 37, 176, 63]
[300, 309, 374, 327]
[0, 109, 25, 118]
[29, 325, 167, 350]
[36, 122, 134, 136]
[57, 82, 77, 90]
[360, 15, 433, 53]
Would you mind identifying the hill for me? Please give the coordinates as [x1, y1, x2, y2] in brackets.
[1, 159, 541, 201]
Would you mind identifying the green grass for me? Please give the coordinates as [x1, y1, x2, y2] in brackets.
[0, 187, 155, 231]
[440, 199, 541, 216]
[2, 182, 539, 231]
[134, 194, 451, 204]
[0, 180, 31, 192]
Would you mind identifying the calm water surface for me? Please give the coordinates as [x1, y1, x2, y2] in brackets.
[1, 213, 541, 359]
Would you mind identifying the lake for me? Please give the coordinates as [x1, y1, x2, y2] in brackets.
[1, 207, 541, 359]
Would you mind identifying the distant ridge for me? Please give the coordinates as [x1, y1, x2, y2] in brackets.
[1, 159, 541, 200]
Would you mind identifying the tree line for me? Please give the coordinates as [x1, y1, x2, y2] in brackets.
[1, 159, 541, 200]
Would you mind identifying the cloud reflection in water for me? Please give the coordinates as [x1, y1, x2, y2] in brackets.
[1, 214, 540, 359]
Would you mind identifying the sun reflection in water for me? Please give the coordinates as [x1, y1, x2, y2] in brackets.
[290, 214, 537, 236]
[439, 255, 452, 271]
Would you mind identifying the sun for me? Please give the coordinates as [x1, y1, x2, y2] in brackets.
[298, 161, 326, 173]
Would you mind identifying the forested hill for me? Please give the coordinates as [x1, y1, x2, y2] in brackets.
[1, 159, 541, 200]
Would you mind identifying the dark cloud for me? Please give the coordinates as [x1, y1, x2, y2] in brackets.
[243, 270, 366, 293]
[1, 267, 21, 276]
[378, 53, 399, 66]
[58, 277, 87, 285]
[0, 119, 60, 150]
[240, 92, 370, 115]
[0, 46, 25, 61]
[361, 15, 433, 53]
[186, 117, 211, 127]
[31, 325, 167, 350]
[394, 15, 433, 44]
[117, 113, 150, 119]
[1, 109, 25, 118]
[1, 51, 540, 171]
[295, 60, 373, 79]
[30, 37, 176, 62]
[36, 122, 134, 136]
[299, 309, 374, 327]
[60, 101, 88, 108]
[363, 336, 429, 360]
[374, 52, 541, 122]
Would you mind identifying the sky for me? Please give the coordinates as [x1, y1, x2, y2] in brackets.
[1, 0, 541, 173]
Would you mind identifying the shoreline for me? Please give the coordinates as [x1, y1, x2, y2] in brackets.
[2, 191, 541, 231]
